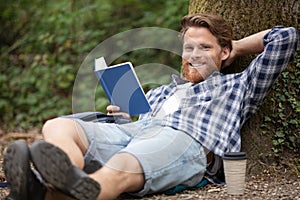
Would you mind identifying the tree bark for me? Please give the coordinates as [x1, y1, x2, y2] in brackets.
[189, 0, 298, 38]
[189, 0, 299, 173]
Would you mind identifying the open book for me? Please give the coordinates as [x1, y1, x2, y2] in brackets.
[94, 57, 151, 116]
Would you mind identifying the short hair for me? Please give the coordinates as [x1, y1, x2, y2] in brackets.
[180, 14, 233, 51]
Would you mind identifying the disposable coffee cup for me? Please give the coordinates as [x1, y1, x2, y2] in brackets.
[223, 152, 247, 195]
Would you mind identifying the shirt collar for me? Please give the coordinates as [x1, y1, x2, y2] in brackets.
[171, 74, 188, 85]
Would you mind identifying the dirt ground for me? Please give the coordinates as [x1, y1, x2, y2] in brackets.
[0, 132, 299, 200]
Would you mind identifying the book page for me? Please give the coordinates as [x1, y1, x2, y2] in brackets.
[94, 57, 108, 70]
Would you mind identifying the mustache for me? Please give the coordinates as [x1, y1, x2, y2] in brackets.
[182, 61, 218, 81]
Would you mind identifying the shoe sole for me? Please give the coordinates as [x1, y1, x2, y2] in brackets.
[30, 140, 100, 200]
[3, 140, 30, 200]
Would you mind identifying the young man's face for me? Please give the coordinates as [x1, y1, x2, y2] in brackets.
[182, 26, 230, 83]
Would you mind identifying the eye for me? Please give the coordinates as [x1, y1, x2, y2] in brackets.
[183, 45, 193, 52]
[199, 44, 211, 50]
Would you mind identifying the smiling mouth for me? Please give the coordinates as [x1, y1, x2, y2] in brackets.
[189, 63, 205, 68]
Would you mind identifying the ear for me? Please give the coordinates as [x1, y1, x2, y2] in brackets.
[221, 46, 230, 61]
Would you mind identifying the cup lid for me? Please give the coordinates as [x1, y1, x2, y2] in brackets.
[223, 152, 247, 160]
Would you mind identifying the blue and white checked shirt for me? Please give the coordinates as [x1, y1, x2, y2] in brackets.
[139, 26, 298, 157]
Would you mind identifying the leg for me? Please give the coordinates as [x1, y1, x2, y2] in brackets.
[37, 118, 99, 200]
[42, 118, 89, 168]
[30, 141, 144, 200]
[34, 118, 145, 199]
[114, 120, 207, 196]
[30, 140, 101, 200]
[90, 152, 145, 199]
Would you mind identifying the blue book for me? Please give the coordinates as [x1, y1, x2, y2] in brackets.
[94, 58, 151, 116]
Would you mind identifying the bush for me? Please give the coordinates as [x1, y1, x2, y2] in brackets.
[0, 0, 188, 131]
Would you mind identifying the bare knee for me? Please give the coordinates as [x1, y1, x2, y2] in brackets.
[42, 117, 89, 155]
[42, 118, 73, 138]
[42, 118, 87, 145]
[42, 117, 88, 168]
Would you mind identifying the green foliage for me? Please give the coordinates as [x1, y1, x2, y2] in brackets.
[1, 0, 298, 159]
[261, 48, 300, 156]
[0, 0, 188, 131]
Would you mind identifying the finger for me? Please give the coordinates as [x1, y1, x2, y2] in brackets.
[106, 105, 120, 113]
[107, 112, 131, 119]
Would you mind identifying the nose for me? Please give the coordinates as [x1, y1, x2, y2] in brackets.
[191, 48, 203, 61]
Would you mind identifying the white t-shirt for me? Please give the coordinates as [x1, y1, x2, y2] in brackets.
[154, 82, 192, 119]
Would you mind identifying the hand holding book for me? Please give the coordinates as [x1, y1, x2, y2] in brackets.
[106, 105, 131, 119]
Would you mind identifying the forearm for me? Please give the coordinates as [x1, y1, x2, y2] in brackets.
[222, 29, 271, 68]
[233, 29, 270, 57]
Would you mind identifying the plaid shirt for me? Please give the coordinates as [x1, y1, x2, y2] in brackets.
[139, 26, 298, 156]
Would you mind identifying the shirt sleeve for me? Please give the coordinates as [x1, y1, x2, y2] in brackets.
[242, 26, 298, 117]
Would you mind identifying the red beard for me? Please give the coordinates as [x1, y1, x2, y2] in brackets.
[181, 59, 218, 83]
[182, 62, 204, 83]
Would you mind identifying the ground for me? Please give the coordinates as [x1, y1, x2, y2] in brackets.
[0, 132, 299, 200]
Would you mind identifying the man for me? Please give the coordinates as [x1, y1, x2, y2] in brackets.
[3, 14, 298, 200]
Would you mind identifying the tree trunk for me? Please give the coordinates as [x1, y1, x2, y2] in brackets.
[189, 0, 299, 173]
[189, 0, 298, 38]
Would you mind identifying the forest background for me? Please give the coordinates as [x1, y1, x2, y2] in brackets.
[0, 0, 299, 171]
[0, 0, 188, 129]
